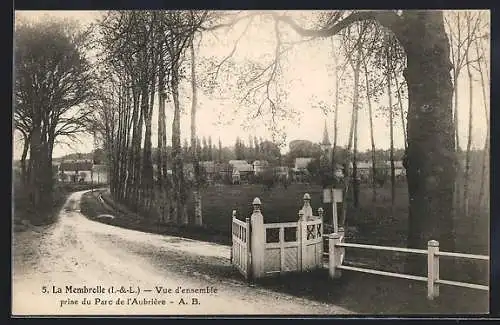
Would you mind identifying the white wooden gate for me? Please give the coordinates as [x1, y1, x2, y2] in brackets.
[231, 194, 327, 279]
[300, 218, 323, 271]
[263, 222, 301, 275]
[231, 216, 251, 279]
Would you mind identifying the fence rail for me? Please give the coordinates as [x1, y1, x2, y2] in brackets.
[336, 242, 428, 255]
[326, 233, 489, 300]
[436, 279, 489, 291]
[436, 251, 489, 261]
[337, 265, 428, 282]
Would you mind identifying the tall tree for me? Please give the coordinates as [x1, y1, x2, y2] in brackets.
[208, 136, 214, 161]
[190, 36, 203, 226]
[161, 10, 209, 224]
[360, 28, 383, 203]
[340, 22, 370, 209]
[473, 22, 490, 210]
[202, 136, 208, 161]
[218, 137, 223, 162]
[14, 18, 94, 222]
[205, 10, 461, 273]
[462, 11, 483, 217]
[383, 32, 397, 210]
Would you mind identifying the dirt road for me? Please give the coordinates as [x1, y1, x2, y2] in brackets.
[12, 190, 353, 316]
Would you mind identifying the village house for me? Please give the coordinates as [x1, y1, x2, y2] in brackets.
[229, 160, 254, 184]
[347, 160, 405, 180]
[356, 160, 373, 180]
[253, 160, 269, 176]
[59, 159, 93, 183]
[386, 160, 405, 177]
[293, 157, 314, 172]
[292, 157, 313, 182]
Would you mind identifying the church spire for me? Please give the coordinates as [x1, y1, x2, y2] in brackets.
[321, 119, 331, 146]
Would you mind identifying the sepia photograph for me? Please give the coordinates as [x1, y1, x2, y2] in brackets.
[12, 9, 490, 316]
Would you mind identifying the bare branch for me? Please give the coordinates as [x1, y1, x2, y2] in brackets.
[274, 10, 405, 40]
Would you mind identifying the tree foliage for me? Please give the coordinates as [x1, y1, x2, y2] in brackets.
[14, 18, 94, 221]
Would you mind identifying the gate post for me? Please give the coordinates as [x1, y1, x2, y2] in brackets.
[250, 197, 265, 279]
[317, 207, 324, 267]
[328, 233, 342, 279]
[245, 216, 251, 280]
[230, 210, 236, 264]
[297, 209, 304, 271]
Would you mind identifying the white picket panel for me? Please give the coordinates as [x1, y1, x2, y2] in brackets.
[231, 216, 250, 279]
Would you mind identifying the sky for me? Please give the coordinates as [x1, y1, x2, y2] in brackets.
[12, 10, 490, 159]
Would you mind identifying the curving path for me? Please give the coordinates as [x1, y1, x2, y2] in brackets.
[12, 190, 353, 316]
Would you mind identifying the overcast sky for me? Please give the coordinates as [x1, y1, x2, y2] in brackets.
[12, 10, 490, 159]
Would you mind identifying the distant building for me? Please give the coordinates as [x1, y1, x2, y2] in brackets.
[273, 166, 290, 181]
[356, 160, 372, 178]
[253, 160, 269, 176]
[229, 160, 254, 172]
[385, 160, 405, 176]
[229, 160, 253, 182]
[320, 119, 332, 153]
[294, 157, 314, 171]
[59, 159, 93, 182]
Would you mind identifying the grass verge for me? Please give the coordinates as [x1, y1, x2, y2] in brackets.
[13, 182, 97, 231]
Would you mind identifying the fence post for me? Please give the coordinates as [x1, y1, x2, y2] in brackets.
[317, 207, 324, 268]
[298, 209, 304, 271]
[230, 210, 236, 264]
[245, 217, 251, 280]
[328, 233, 342, 279]
[302, 193, 313, 220]
[427, 240, 440, 300]
[250, 197, 265, 279]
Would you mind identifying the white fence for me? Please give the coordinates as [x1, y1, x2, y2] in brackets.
[326, 233, 489, 300]
[231, 194, 324, 280]
[231, 213, 251, 279]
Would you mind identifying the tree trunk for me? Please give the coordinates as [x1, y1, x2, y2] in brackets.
[474, 37, 489, 210]
[363, 60, 377, 203]
[387, 58, 396, 211]
[190, 38, 203, 226]
[394, 72, 408, 150]
[402, 12, 456, 274]
[171, 59, 187, 225]
[20, 132, 30, 186]
[453, 71, 460, 152]
[342, 55, 358, 227]
[157, 50, 168, 223]
[352, 56, 361, 208]
[331, 49, 340, 174]
[452, 70, 462, 216]
[463, 37, 473, 218]
[143, 79, 155, 214]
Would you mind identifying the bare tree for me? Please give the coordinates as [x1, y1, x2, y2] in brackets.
[359, 27, 384, 203]
[473, 23, 490, 210]
[160, 11, 210, 224]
